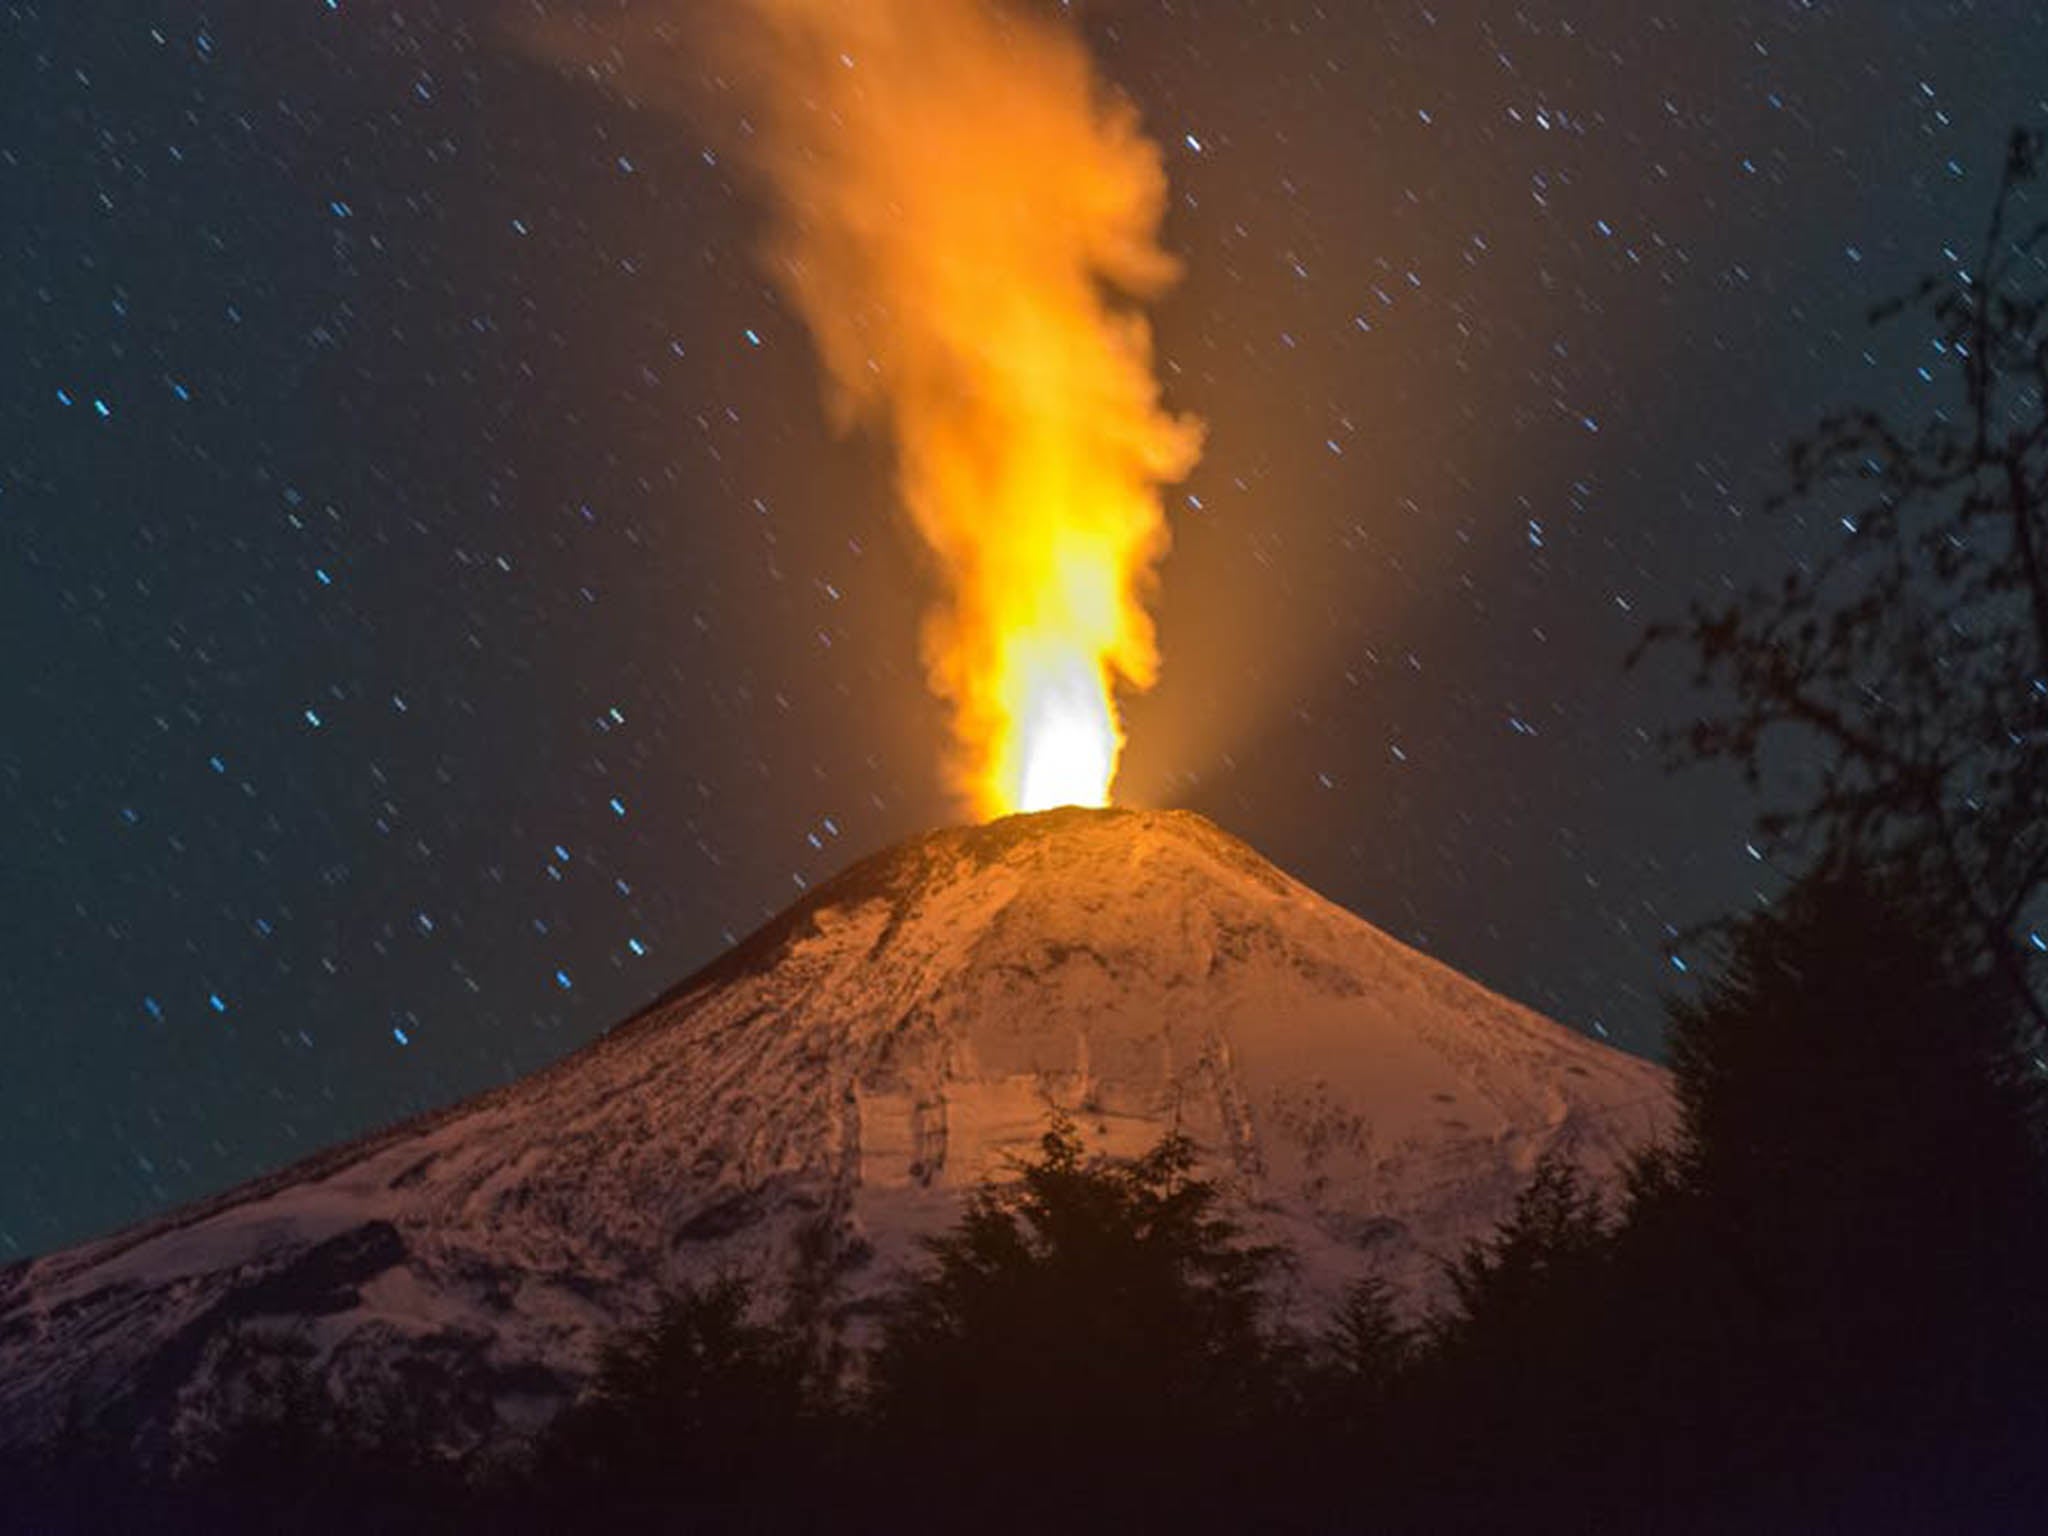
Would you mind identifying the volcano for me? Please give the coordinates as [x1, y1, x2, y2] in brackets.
[0, 808, 1669, 1461]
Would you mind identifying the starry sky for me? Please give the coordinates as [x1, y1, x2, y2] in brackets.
[5, 0, 2044, 1260]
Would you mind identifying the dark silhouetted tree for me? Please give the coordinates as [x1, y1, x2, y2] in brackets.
[1639, 128, 2048, 1034]
[1280, 1272, 1422, 1527]
[1662, 868, 2047, 1414]
[138, 1325, 466, 1534]
[1579, 867, 2048, 1524]
[1602, 123, 2048, 1529]
[524, 1274, 836, 1530]
[865, 1117, 1289, 1523]
[1439, 1149, 1609, 1339]
[1371, 868, 2048, 1529]
[1387, 1152, 1620, 1517]
[1319, 1274, 1413, 1407]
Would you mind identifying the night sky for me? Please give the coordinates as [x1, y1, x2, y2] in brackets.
[6, 0, 2044, 1260]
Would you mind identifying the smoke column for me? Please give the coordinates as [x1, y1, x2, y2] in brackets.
[717, 0, 1202, 817]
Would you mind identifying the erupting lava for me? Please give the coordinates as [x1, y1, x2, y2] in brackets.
[732, 0, 1203, 816]
[1013, 655, 1119, 814]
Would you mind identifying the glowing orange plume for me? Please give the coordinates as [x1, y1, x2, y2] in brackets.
[735, 0, 1202, 817]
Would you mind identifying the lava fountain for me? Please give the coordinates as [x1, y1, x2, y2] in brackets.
[729, 0, 1203, 816]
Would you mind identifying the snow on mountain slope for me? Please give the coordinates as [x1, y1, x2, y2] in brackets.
[0, 807, 1670, 1460]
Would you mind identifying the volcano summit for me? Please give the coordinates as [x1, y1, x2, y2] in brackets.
[0, 808, 1669, 1460]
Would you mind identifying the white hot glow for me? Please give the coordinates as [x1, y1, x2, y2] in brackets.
[1016, 674, 1118, 812]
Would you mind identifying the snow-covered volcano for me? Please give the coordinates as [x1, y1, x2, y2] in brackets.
[0, 807, 1669, 1460]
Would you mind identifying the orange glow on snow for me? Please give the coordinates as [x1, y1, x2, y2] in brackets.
[734, 0, 1202, 817]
